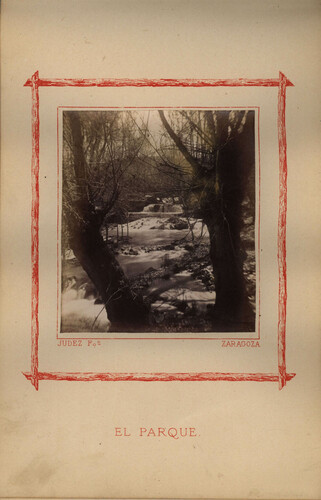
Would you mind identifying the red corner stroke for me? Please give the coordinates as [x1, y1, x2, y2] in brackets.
[277, 72, 289, 390]
[30, 71, 40, 391]
[23, 372, 296, 383]
[24, 72, 294, 390]
[24, 76, 294, 89]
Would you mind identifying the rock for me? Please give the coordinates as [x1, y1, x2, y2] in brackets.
[170, 221, 188, 230]
[129, 248, 139, 255]
[175, 301, 188, 312]
[144, 195, 158, 204]
[172, 264, 181, 274]
[145, 267, 157, 273]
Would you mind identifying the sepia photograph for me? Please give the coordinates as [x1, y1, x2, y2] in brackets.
[60, 108, 257, 334]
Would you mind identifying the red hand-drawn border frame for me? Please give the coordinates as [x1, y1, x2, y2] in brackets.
[22, 72, 295, 390]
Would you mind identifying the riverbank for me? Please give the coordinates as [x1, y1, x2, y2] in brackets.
[60, 215, 255, 333]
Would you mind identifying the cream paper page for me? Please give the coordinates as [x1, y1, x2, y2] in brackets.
[1, 1, 320, 499]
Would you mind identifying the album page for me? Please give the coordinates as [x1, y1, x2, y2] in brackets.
[1, 1, 320, 498]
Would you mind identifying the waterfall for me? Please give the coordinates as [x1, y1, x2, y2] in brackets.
[143, 203, 183, 213]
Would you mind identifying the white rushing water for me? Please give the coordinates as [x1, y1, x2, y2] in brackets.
[61, 216, 211, 333]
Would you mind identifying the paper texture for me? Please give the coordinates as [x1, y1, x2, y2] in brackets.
[1, 1, 320, 498]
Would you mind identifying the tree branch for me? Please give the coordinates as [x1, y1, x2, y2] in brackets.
[158, 110, 202, 173]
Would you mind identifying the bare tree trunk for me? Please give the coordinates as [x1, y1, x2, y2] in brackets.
[70, 223, 149, 330]
[204, 206, 253, 331]
[158, 109, 255, 331]
[67, 111, 149, 331]
[201, 117, 255, 330]
[185, 214, 195, 242]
